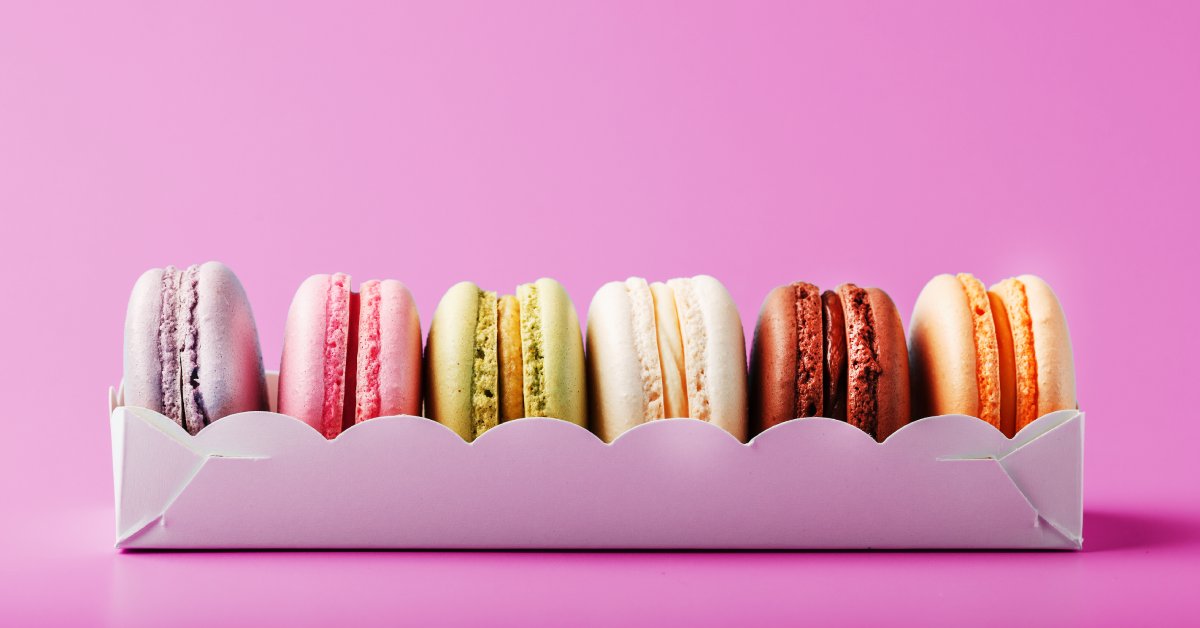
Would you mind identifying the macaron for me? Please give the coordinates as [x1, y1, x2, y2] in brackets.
[123, 262, 268, 434]
[278, 273, 422, 439]
[425, 278, 586, 441]
[908, 273, 1076, 436]
[587, 276, 748, 442]
[749, 282, 910, 440]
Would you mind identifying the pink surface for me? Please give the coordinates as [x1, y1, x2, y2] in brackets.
[2, 1, 1198, 625]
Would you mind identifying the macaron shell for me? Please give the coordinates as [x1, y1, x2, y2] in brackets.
[278, 273, 342, 436]
[192, 262, 269, 429]
[470, 289, 499, 437]
[838, 283, 881, 438]
[955, 273, 1001, 429]
[670, 279, 707, 420]
[866, 287, 911, 441]
[624, 278, 665, 423]
[352, 281, 379, 423]
[748, 284, 800, 433]
[670, 275, 748, 442]
[517, 282, 546, 417]
[791, 283, 826, 420]
[774, 282, 828, 421]
[175, 265, 207, 434]
[909, 274, 981, 420]
[122, 268, 170, 422]
[526, 278, 586, 426]
[585, 279, 663, 442]
[365, 279, 423, 420]
[425, 281, 485, 440]
[1017, 274, 1077, 417]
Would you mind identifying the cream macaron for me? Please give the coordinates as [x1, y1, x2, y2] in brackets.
[586, 275, 748, 442]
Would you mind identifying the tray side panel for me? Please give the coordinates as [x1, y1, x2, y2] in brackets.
[114, 411, 1084, 549]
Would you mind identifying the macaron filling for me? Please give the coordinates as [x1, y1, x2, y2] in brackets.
[519, 283, 548, 418]
[497, 295, 525, 421]
[956, 273, 1000, 427]
[470, 289, 499, 437]
[792, 283, 823, 419]
[840, 284, 881, 438]
[320, 273, 351, 439]
[354, 280, 382, 424]
[650, 282, 688, 418]
[821, 290, 847, 421]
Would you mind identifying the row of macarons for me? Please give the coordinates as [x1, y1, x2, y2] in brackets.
[122, 263, 1075, 442]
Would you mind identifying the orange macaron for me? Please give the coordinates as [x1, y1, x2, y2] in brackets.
[908, 273, 1076, 436]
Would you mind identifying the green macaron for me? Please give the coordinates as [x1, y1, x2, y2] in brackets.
[425, 278, 585, 441]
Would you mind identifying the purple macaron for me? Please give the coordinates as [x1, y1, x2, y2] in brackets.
[123, 262, 268, 434]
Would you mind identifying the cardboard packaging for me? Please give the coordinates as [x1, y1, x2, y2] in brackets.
[110, 374, 1083, 550]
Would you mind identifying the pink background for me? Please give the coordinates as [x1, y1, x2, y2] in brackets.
[2, 1, 1197, 625]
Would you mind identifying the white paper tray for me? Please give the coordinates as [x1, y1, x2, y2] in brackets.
[109, 375, 1082, 550]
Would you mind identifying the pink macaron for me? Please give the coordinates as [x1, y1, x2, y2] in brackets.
[278, 273, 422, 438]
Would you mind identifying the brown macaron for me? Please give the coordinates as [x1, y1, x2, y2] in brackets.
[749, 282, 910, 441]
